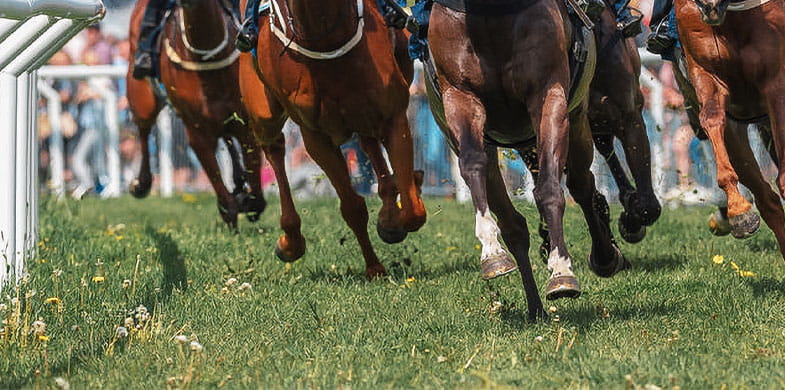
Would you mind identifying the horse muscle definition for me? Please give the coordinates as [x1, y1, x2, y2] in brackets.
[674, 0, 785, 258]
[428, 0, 631, 319]
[128, 0, 267, 228]
[238, 0, 426, 279]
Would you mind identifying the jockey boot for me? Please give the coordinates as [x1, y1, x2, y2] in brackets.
[236, 0, 260, 52]
[580, 0, 606, 22]
[616, 6, 642, 38]
[646, 16, 676, 55]
[132, 0, 170, 79]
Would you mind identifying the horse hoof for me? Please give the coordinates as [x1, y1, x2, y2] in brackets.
[618, 212, 646, 244]
[481, 253, 518, 280]
[708, 209, 732, 236]
[588, 244, 631, 278]
[545, 275, 581, 300]
[730, 210, 761, 239]
[365, 263, 387, 280]
[239, 195, 267, 223]
[377, 223, 408, 244]
[275, 235, 305, 263]
[129, 179, 151, 199]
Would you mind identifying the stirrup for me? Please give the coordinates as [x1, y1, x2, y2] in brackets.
[132, 52, 154, 80]
[617, 13, 642, 38]
[236, 20, 258, 53]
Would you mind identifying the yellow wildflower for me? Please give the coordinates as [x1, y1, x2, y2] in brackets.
[92, 276, 106, 283]
[475, 244, 481, 250]
[45, 297, 61, 304]
[712, 255, 724, 265]
[38, 335, 49, 342]
[738, 270, 756, 278]
[445, 246, 457, 253]
[182, 194, 198, 204]
[406, 276, 416, 283]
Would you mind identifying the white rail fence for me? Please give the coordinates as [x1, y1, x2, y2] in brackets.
[0, 0, 105, 287]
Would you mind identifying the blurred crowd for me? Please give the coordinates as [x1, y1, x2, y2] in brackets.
[34, 3, 776, 204]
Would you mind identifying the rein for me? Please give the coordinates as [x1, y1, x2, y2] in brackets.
[164, 3, 239, 71]
[269, 0, 365, 60]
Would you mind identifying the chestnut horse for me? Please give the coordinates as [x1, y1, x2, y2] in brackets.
[238, 0, 427, 278]
[428, 0, 630, 318]
[128, 0, 266, 228]
[674, 0, 785, 257]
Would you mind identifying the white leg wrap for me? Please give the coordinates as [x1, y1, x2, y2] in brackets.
[475, 210, 506, 261]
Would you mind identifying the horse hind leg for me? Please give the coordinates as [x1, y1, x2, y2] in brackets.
[127, 74, 162, 198]
[382, 112, 427, 233]
[443, 88, 517, 280]
[300, 129, 386, 279]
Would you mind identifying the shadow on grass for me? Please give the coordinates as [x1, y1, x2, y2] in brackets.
[627, 254, 687, 273]
[748, 277, 785, 298]
[4, 227, 191, 388]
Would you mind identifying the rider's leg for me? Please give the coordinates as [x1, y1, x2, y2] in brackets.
[132, 0, 172, 79]
[646, 0, 678, 55]
[236, 0, 261, 53]
[612, 0, 642, 38]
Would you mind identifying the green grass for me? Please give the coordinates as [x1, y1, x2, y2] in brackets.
[2, 194, 785, 389]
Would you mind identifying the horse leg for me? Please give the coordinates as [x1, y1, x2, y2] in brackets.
[593, 134, 646, 243]
[224, 136, 247, 195]
[358, 136, 407, 244]
[234, 130, 267, 222]
[527, 86, 579, 300]
[443, 88, 517, 280]
[570, 110, 630, 277]
[725, 120, 785, 259]
[300, 129, 386, 279]
[486, 148, 545, 321]
[691, 66, 759, 238]
[261, 132, 306, 262]
[763, 81, 785, 197]
[186, 128, 240, 229]
[615, 117, 661, 227]
[382, 113, 427, 233]
[127, 74, 161, 198]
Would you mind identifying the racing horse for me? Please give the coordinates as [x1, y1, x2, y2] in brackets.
[674, 0, 785, 257]
[586, 1, 661, 244]
[238, 0, 427, 278]
[127, 0, 267, 228]
[427, 0, 630, 318]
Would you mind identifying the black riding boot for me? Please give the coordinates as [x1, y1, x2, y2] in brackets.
[646, 0, 677, 55]
[133, 0, 170, 80]
[236, 0, 261, 53]
[615, 5, 642, 37]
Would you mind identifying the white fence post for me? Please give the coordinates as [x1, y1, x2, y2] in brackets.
[157, 106, 175, 198]
[0, 0, 105, 287]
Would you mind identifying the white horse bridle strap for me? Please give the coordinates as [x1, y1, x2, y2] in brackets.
[727, 0, 771, 11]
[269, 0, 365, 60]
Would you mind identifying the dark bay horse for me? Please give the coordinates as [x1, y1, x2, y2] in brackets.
[588, 2, 661, 243]
[239, 0, 427, 279]
[127, 0, 266, 228]
[674, 0, 785, 257]
[428, 0, 630, 318]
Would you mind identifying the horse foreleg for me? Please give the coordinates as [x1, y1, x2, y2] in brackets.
[235, 130, 267, 222]
[569, 110, 630, 277]
[615, 117, 661, 227]
[692, 67, 759, 238]
[186, 128, 240, 229]
[261, 133, 305, 262]
[486, 150, 545, 321]
[443, 88, 516, 280]
[300, 129, 385, 279]
[527, 84, 579, 300]
[594, 134, 645, 243]
[725, 121, 785, 259]
[224, 136, 247, 195]
[359, 136, 407, 244]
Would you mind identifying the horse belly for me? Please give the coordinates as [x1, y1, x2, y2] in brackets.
[484, 105, 535, 147]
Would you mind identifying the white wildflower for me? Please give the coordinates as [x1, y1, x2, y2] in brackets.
[54, 377, 70, 390]
[32, 318, 46, 336]
[174, 335, 188, 344]
[116, 326, 129, 338]
[225, 277, 238, 287]
[190, 341, 203, 353]
[238, 282, 252, 291]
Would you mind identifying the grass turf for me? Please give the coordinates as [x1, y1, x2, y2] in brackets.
[2, 194, 785, 388]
